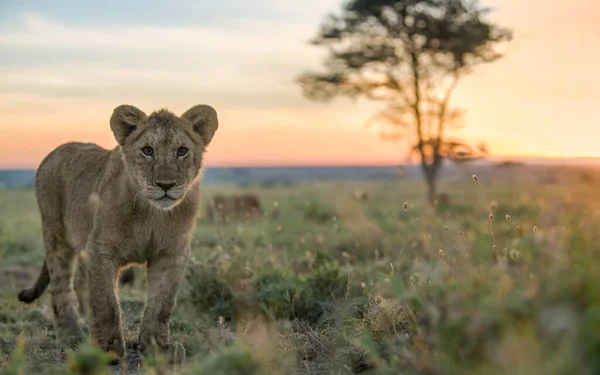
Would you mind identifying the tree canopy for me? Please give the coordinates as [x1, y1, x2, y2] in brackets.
[299, 0, 511, 202]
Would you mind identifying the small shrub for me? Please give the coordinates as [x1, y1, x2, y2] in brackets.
[305, 264, 347, 301]
[183, 345, 265, 375]
[187, 265, 234, 321]
[254, 270, 303, 321]
[61, 342, 114, 375]
[301, 265, 351, 324]
[254, 263, 365, 325]
[304, 200, 337, 223]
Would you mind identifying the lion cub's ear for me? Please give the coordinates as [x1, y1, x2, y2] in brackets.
[110, 105, 148, 145]
[181, 105, 219, 146]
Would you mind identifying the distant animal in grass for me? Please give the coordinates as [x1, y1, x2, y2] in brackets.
[206, 194, 263, 221]
[353, 189, 369, 202]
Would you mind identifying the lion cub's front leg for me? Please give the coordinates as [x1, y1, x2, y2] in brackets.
[87, 247, 125, 359]
[138, 250, 190, 353]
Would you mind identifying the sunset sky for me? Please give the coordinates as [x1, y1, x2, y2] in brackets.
[0, 0, 598, 168]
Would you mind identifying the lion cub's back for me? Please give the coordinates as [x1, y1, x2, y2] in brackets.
[35, 142, 111, 246]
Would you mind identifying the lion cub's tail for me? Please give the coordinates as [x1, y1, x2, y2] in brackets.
[18, 260, 50, 303]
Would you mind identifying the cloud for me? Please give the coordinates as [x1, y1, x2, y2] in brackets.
[0, 13, 319, 63]
[0, 12, 339, 109]
[0, 10, 391, 169]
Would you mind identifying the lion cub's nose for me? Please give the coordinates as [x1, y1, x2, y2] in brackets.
[155, 180, 176, 191]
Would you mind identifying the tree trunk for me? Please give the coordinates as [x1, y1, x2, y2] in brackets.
[424, 167, 437, 205]
[421, 161, 441, 205]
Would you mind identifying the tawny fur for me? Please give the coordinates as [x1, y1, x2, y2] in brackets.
[18, 104, 218, 358]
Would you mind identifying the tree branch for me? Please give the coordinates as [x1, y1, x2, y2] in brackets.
[434, 72, 460, 156]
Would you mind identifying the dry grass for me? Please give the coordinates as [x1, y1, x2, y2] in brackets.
[1, 176, 600, 374]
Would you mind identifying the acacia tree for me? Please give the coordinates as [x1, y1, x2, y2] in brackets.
[298, 0, 511, 203]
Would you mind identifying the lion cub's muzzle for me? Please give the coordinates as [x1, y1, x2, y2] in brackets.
[148, 177, 186, 209]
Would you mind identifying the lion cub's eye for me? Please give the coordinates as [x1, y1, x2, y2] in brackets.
[142, 147, 154, 156]
[177, 147, 188, 157]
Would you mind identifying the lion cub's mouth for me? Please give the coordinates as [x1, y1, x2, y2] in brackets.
[158, 194, 177, 202]
[147, 188, 184, 209]
[150, 194, 181, 210]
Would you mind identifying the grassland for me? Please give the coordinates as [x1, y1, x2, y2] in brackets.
[1, 175, 599, 374]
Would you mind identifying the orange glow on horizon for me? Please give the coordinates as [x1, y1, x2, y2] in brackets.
[0, 0, 598, 168]
[1, 111, 598, 170]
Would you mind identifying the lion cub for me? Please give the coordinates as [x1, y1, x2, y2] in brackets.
[18, 104, 218, 359]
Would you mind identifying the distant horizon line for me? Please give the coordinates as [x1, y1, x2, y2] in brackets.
[2, 155, 600, 171]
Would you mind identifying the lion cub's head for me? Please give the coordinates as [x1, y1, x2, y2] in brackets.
[110, 104, 218, 210]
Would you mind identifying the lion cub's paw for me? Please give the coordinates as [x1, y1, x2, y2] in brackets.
[97, 336, 126, 364]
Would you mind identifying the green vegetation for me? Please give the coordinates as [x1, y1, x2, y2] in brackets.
[1, 177, 600, 374]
